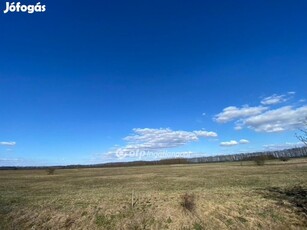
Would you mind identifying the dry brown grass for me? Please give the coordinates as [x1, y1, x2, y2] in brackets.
[0, 158, 307, 229]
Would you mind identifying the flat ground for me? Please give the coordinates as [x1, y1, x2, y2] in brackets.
[0, 159, 307, 230]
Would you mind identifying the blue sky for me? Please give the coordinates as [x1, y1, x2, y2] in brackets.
[0, 0, 306, 166]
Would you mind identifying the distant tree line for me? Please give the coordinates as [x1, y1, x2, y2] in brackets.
[188, 147, 307, 164]
[99, 157, 189, 167]
[1, 147, 306, 170]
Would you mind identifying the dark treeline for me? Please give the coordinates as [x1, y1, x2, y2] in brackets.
[98, 158, 189, 168]
[0, 147, 306, 170]
[188, 146, 307, 163]
[0, 158, 190, 170]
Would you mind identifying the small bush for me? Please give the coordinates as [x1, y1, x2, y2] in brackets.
[180, 193, 195, 212]
[249, 155, 272, 166]
[46, 168, 55, 175]
[279, 157, 289, 162]
[244, 154, 276, 166]
[254, 156, 266, 166]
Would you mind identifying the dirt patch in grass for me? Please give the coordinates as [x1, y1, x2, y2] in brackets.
[259, 185, 307, 222]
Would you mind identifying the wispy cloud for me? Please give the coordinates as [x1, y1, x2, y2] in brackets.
[214, 105, 267, 123]
[263, 142, 304, 150]
[220, 139, 250, 147]
[260, 93, 290, 105]
[239, 139, 250, 144]
[0, 158, 24, 166]
[0, 141, 16, 146]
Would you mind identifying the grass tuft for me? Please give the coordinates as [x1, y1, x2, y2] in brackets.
[180, 193, 196, 212]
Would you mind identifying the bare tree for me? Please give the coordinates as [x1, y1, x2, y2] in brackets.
[296, 117, 307, 146]
[296, 128, 307, 145]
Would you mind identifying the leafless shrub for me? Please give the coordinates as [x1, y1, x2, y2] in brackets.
[244, 154, 276, 166]
[46, 168, 55, 175]
[180, 193, 195, 212]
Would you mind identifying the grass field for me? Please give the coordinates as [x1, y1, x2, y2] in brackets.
[0, 159, 307, 229]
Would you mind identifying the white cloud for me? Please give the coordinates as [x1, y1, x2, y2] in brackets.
[214, 105, 267, 123]
[220, 139, 250, 147]
[263, 142, 304, 150]
[243, 105, 307, 132]
[239, 139, 250, 144]
[111, 128, 217, 155]
[214, 92, 307, 133]
[260, 94, 289, 105]
[0, 142, 16, 146]
[220, 140, 238, 146]
[193, 130, 218, 137]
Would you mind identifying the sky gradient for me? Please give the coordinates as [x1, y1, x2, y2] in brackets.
[0, 0, 307, 166]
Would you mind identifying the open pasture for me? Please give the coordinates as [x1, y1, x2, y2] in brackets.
[0, 159, 307, 229]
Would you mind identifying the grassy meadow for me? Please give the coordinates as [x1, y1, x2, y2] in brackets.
[0, 159, 307, 229]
